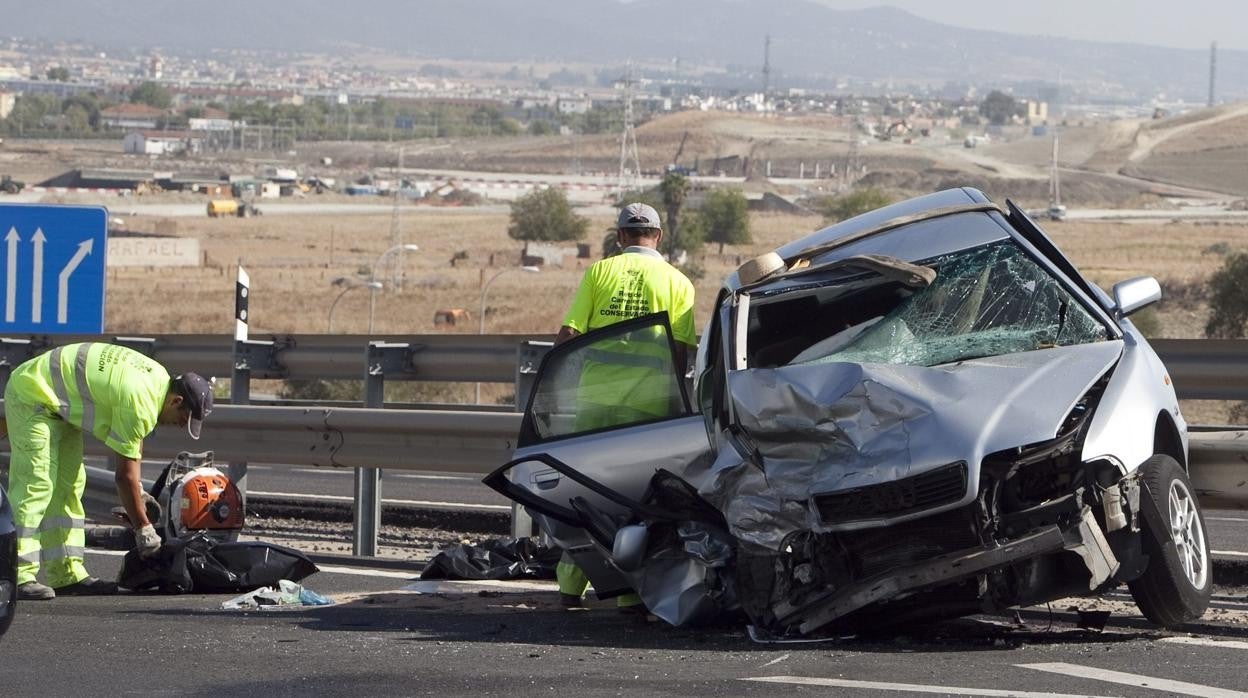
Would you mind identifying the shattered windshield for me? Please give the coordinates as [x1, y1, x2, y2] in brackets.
[745, 241, 1108, 369]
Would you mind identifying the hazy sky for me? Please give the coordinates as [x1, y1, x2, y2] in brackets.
[812, 0, 1239, 50]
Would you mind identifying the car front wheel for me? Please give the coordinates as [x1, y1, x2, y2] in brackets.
[1127, 454, 1211, 627]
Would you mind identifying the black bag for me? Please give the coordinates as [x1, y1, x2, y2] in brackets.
[420, 537, 560, 581]
[118, 538, 194, 593]
[118, 533, 318, 593]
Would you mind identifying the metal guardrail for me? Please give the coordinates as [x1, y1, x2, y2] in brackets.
[0, 334, 1241, 397]
[3, 334, 1248, 554]
[1, 333, 551, 384]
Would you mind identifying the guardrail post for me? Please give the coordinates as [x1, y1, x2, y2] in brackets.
[509, 341, 552, 539]
[355, 341, 413, 556]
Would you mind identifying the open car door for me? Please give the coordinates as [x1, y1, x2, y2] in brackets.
[484, 312, 713, 597]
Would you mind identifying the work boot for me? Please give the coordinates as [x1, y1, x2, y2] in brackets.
[559, 593, 584, 609]
[55, 577, 119, 596]
[17, 581, 56, 600]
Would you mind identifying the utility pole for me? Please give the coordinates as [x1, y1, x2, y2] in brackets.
[1209, 41, 1218, 108]
[762, 34, 771, 100]
[1049, 131, 1061, 210]
[388, 146, 406, 289]
[617, 63, 641, 194]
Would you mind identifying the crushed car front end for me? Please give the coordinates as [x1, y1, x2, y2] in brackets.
[488, 187, 1209, 639]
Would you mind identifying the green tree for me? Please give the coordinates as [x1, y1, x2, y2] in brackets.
[63, 104, 91, 133]
[659, 172, 690, 255]
[129, 81, 171, 109]
[814, 187, 893, 223]
[507, 188, 589, 252]
[701, 188, 751, 254]
[45, 66, 70, 82]
[668, 209, 708, 258]
[1205, 252, 1248, 338]
[979, 90, 1020, 126]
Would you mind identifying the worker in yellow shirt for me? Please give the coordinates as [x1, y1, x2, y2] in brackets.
[554, 202, 697, 613]
[4, 342, 213, 599]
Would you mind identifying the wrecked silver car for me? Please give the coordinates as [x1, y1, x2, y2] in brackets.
[485, 187, 1211, 639]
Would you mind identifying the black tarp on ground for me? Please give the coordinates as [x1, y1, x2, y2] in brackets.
[420, 537, 560, 581]
[118, 533, 318, 593]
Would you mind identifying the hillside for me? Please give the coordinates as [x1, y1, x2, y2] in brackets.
[5, 1, 1247, 100]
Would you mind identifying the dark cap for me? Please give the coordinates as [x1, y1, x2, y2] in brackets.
[174, 373, 214, 440]
[617, 202, 662, 231]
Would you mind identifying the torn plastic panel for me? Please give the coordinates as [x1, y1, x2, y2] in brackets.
[744, 241, 1108, 371]
[544, 467, 742, 627]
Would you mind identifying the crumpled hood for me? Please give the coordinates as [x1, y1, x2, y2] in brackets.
[704, 340, 1123, 549]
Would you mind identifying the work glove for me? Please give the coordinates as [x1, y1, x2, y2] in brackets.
[135, 523, 162, 559]
[141, 492, 162, 526]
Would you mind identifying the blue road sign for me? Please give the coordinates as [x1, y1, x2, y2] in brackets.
[0, 203, 108, 334]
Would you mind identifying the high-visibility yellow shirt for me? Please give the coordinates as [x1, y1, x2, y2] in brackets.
[6, 342, 170, 459]
[563, 247, 695, 429]
[562, 247, 696, 344]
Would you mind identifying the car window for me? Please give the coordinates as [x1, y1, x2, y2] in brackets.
[746, 240, 1108, 369]
[522, 314, 692, 445]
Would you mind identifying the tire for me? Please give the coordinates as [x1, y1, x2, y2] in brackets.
[1127, 454, 1212, 626]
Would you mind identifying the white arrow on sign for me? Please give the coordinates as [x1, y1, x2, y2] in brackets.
[57, 238, 93, 324]
[4, 227, 18, 323]
[31, 228, 45, 323]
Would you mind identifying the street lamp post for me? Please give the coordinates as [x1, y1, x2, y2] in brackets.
[476, 265, 539, 403]
[328, 277, 383, 332]
[368, 243, 420, 333]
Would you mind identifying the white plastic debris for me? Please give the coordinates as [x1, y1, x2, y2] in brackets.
[221, 579, 333, 610]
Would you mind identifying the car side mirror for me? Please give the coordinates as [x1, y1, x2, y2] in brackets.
[1112, 276, 1161, 316]
[612, 524, 649, 572]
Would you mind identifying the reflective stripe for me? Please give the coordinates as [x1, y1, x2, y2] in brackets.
[48, 346, 70, 419]
[585, 348, 667, 371]
[15, 525, 39, 538]
[46, 343, 97, 429]
[38, 516, 85, 531]
[18, 551, 41, 564]
[38, 545, 85, 561]
[73, 343, 94, 433]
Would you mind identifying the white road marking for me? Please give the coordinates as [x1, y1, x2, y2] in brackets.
[248, 490, 509, 510]
[760, 654, 789, 668]
[247, 465, 474, 481]
[1162, 636, 1248, 651]
[402, 578, 555, 593]
[1211, 550, 1248, 558]
[1018, 662, 1248, 697]
[742, 675, 1114, 697]
[316, 565, 418, 580]
[1207, 517, 1248, 523]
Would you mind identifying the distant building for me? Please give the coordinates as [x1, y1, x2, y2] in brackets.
[556, 96, 592, 115]
[101, 103, 165, 130]
[123, 130, 202, 156]
[1025, 100, 1049, 125]
[0, 91, 14, 120]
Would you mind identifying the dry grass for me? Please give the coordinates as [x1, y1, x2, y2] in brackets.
[101, 206, 1248, 418]
[106, 210, 1243, 338]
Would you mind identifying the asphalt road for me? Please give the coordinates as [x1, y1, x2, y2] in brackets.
[2, 551, 1248, 697]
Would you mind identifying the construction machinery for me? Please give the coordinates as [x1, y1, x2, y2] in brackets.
[206, 199, 262, 218]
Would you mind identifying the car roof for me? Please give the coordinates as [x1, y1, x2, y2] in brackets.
[726, 188, 1008, 292]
